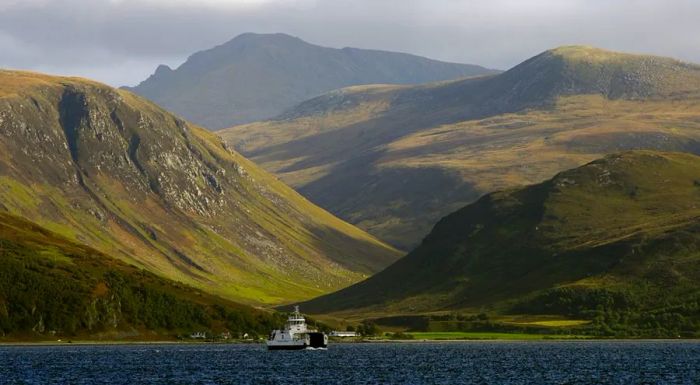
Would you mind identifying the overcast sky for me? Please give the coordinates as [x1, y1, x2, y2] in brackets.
[1, 0, 699, 87]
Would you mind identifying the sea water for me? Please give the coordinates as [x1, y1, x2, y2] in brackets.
[1, 341, 699, 384]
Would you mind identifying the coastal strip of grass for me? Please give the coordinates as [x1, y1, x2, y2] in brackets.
[406, 332, 590, 340]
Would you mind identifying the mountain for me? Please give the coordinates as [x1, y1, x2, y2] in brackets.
[126, 33, 499, 129]
[0, 69, 401, 306]
[221, 46, 700, 249]
[301, 151, 700, 333]
[0, 211, 282, 340]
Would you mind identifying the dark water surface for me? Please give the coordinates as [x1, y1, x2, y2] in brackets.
[1, 341, 699, 384]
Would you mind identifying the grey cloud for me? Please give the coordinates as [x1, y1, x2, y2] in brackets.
[1, 0, 699, 86]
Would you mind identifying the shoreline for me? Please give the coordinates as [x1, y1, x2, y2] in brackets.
[0, 340, 263, 346]
[1, 338, 698, 346]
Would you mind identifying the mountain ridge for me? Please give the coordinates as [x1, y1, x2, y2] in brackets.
[126, 32, 499, 129]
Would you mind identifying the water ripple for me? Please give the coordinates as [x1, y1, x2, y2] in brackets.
[0, 341, 698, 385]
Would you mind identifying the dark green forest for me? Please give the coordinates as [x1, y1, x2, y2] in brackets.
[0, 212, 283, 340]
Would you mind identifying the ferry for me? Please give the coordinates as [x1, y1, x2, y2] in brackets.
[266, 306, 328, 350]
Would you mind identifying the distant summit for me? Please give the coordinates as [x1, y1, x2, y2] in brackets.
[153, 64, 173, 76]
[404, 45, 700, 119]
[495, 45, 700, 102]
[125, 33, 499, 129]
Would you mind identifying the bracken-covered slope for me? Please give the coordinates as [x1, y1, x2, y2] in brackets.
[126, 33, 498, 129]
[301, 151, 700, 317]
[0, 211, 282, 340]
[222, 46, 700, 249]
[0, 70, 401, 305]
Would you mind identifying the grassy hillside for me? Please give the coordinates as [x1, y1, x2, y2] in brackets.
[0, 211, 283, 340]
[126, 33, 498, 129]
[221, 46, 700, 249]
[301, 151, 700, 336]
[0, 69, 401, 306]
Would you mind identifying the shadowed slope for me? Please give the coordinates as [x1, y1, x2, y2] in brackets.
[301, 151, 700, 316]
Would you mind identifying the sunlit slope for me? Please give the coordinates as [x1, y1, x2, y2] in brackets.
[302, 151, 700, 316]
[221, 46, 700, 249]
[0, 70, 401, 305]
[0, 211, 283, 340]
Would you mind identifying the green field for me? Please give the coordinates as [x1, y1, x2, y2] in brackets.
[511, 320, 590, 327]
[406, 332, 589, 340]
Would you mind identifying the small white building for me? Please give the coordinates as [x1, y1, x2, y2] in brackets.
[329, 331, 358, 337]
[190, 331, 207, 339]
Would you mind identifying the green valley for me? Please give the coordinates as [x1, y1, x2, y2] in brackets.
[6, 46, 700, 340]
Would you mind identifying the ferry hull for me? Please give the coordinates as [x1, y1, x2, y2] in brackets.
[267, 344, 309, 350]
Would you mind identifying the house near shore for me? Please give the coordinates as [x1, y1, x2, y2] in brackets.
[329, 331, 358, 337]
[190, 331, 207, 339]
